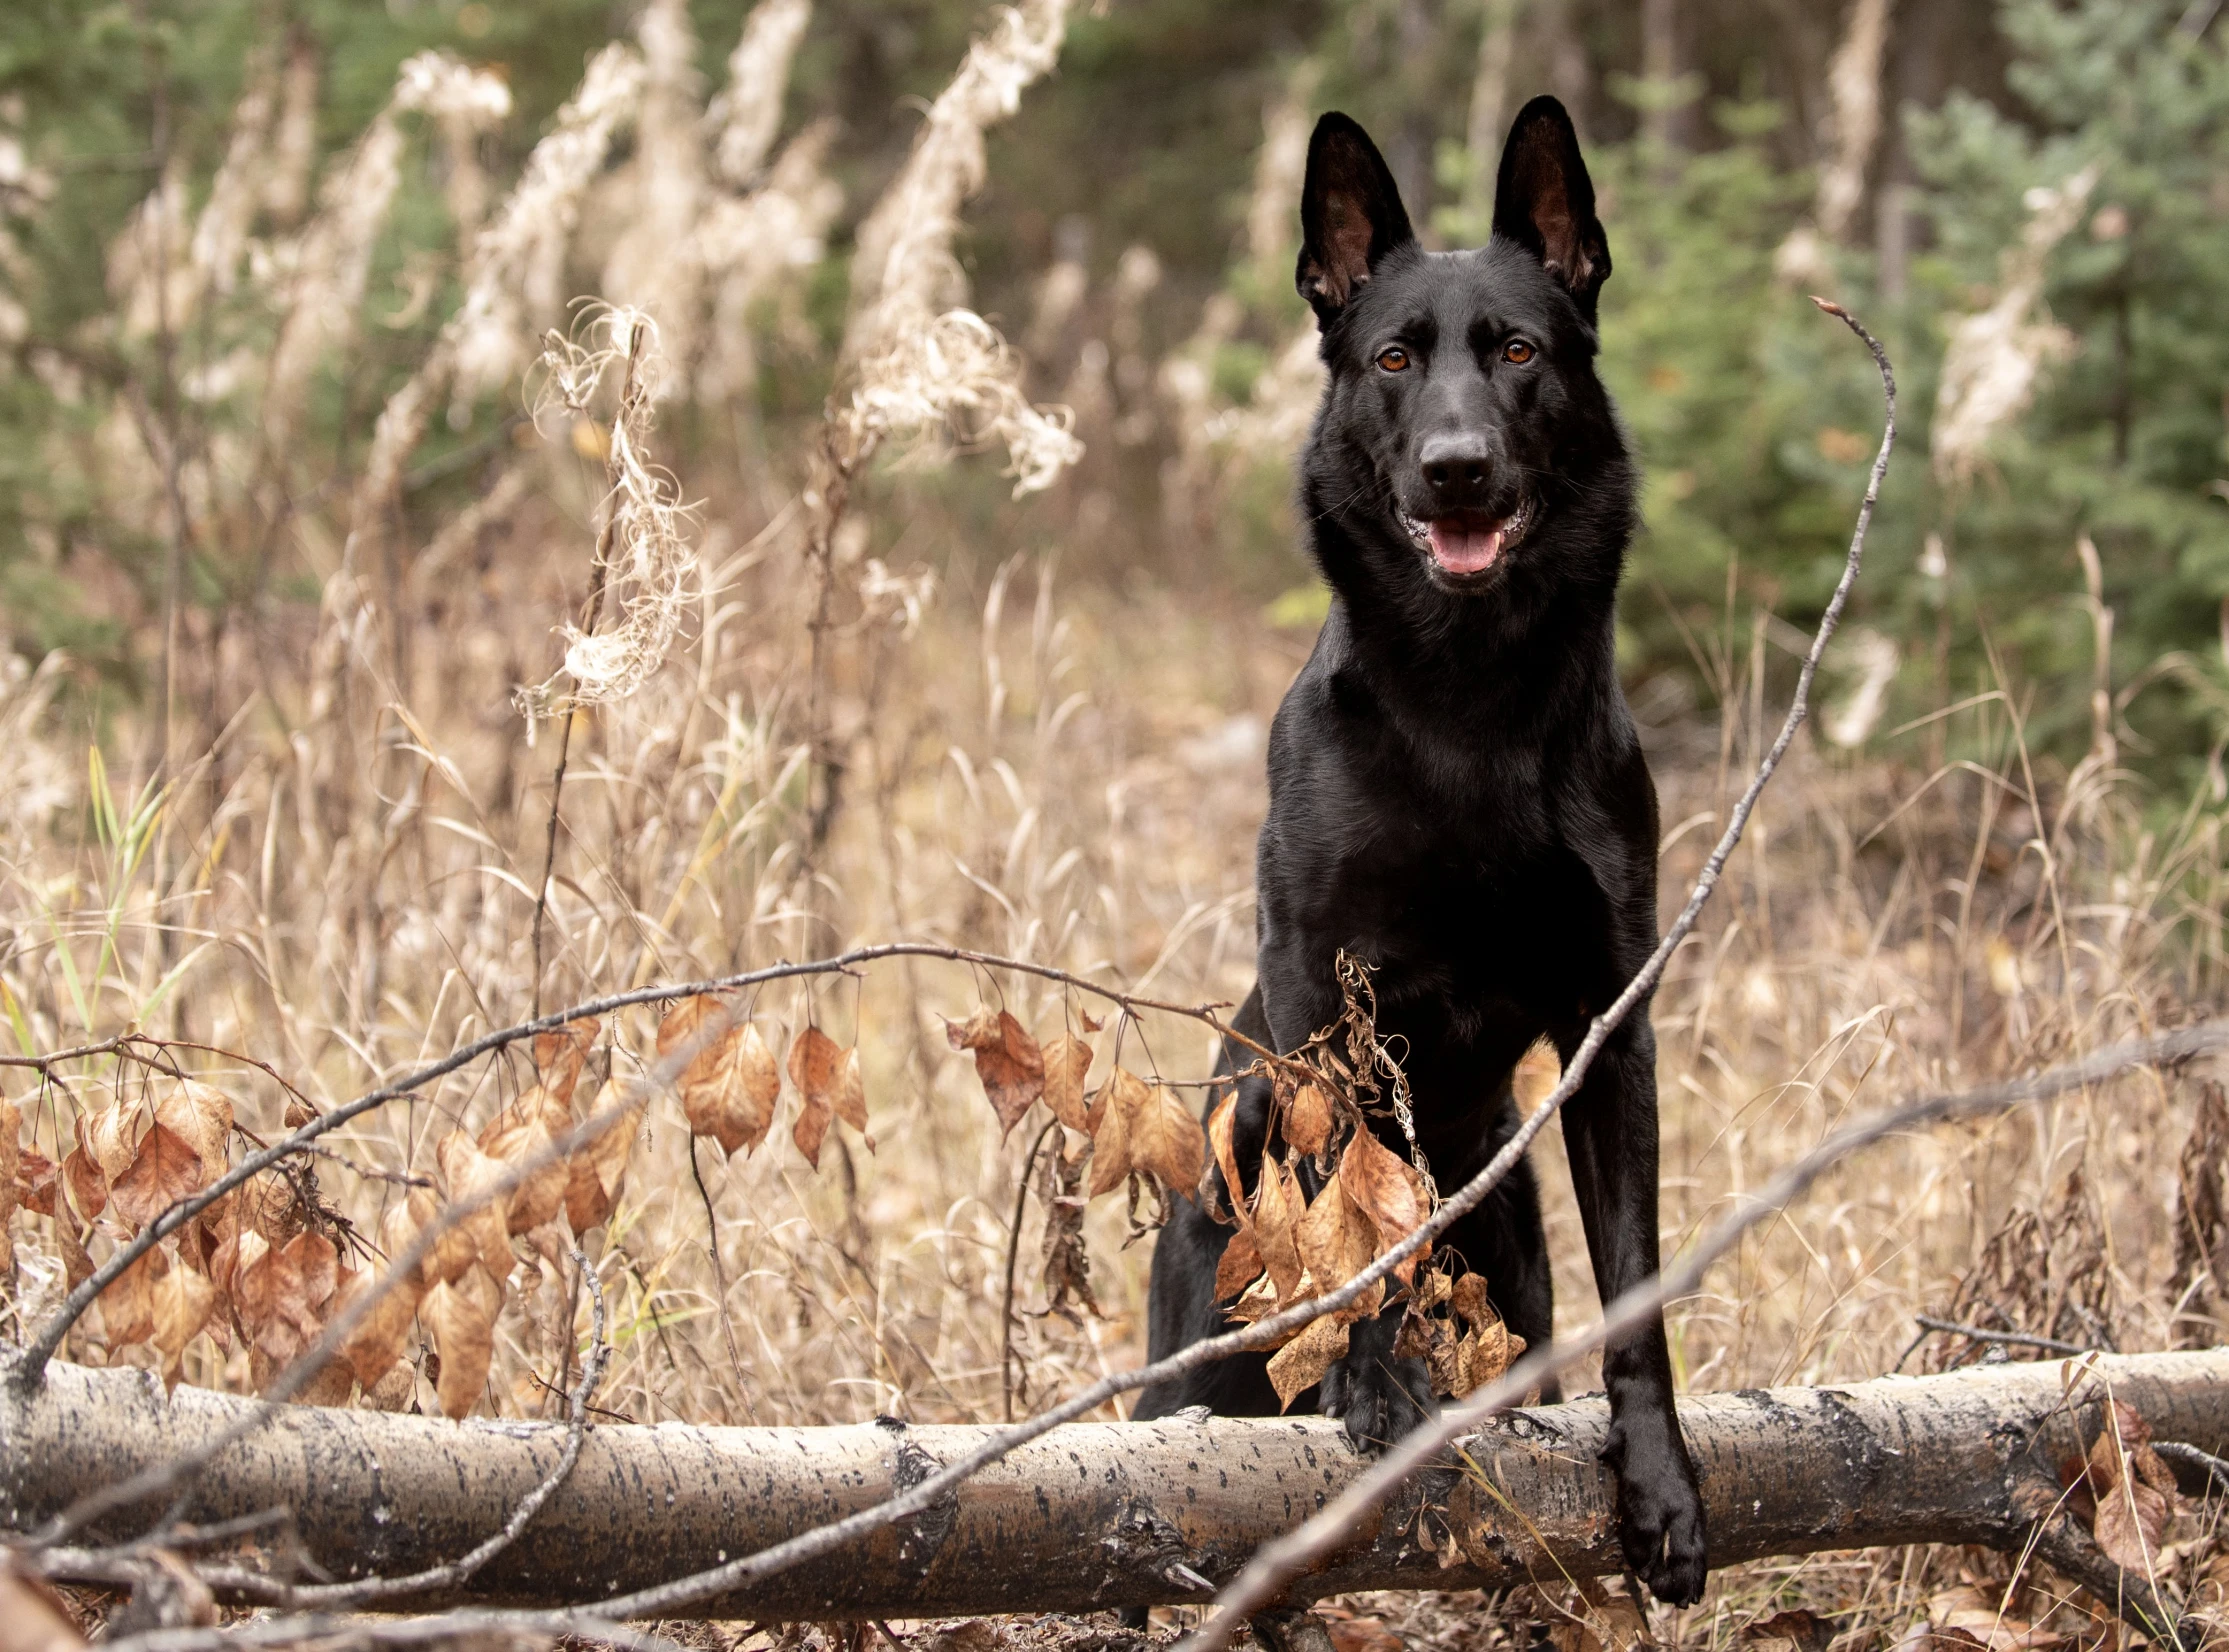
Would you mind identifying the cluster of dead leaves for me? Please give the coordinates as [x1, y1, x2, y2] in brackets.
[2066, 1398, 2180, 1574]
[334, 1017, 632, 1419]
[945, 1007, 1206, 1204]
[658, 997, 866, 1168]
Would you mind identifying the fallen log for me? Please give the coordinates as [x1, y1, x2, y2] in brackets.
[4, 1351, 2225, 1620]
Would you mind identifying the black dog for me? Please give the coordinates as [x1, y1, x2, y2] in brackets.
[1133, 99, 1707, 1606]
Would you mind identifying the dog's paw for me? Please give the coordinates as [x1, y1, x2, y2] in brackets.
[1601, 1417, 1708, 1606]
[1317, 1312, 1435, 1452]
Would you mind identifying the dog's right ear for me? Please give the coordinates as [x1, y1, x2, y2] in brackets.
[1296, 113, 1415, 327]
[1493, 96, 1610, 322]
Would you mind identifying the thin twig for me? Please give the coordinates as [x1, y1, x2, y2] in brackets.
[1001, 1116, 1060, 1422]
[688, 1132, 753, 1411]
[1914, 1313, 2094, 1358]
[531, 323, 645, 1016]
[2157, 1439, 2229, 1493]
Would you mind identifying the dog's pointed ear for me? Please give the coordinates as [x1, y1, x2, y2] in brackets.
[1492, 96, 1611, 322]
[1296, 113, 1414, 327]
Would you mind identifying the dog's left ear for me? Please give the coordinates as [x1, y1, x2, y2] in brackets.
[1296, 113, 1415, 327]
[1493, 96, 1611, 323]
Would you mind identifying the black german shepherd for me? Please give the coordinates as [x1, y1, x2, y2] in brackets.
[1133, 99, 1707, 1605]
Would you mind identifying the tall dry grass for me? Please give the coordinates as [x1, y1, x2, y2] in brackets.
[1, 5, 2225, 1647]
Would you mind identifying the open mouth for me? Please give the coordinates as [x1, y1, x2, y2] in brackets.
[1400, 501, 1534, 579]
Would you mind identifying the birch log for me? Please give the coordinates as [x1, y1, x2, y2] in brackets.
[4, 1351, 2226, 1620]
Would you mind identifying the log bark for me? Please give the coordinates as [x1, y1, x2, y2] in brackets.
[4, 1351, 2226, 1620]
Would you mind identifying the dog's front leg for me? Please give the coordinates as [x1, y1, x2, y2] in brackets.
[1558, 1012, 1708, 1605]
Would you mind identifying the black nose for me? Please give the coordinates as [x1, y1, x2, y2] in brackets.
[1419, 434, 1494, 506]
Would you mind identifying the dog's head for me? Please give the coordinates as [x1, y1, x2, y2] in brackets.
[1295, 99, 1632, 609]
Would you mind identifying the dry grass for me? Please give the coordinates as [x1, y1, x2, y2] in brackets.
[1, 8, 2225, 1650]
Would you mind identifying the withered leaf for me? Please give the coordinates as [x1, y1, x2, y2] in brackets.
[563, 1097, 641, 1234]
[82, 1102, 139, 1182]
[675, 1019, 780, 1160]
[1296, 1169, 1378, 1304]
[0, 1567, 90, 1652]
[788, 1027, 865, 1169]
[18, 1147, 58, 1217]
[1087, 1065, 1145, 1197]
[434, 1131, 514, 1282]
[1251, 1154, 1307, 1303]
[333, 1264, 424, 1389]
[149, 1253, 217, 1378]
[1341, 1128, 1429, 1285]
[99, 1245, 158, 1348]
[422, 1263, 503, 1420]
[1266, 1312, 1351, 1410]
[533, 1016, 600, 1105]
[108, 1122, 209, 1230]
[477, 1086, 566, 1235]
[2087, 1398, 2177, 1570]
[1039, 1145, 1099, 1321]
[61, 1145, 105, 1223]
[1214, 1226, 1264, 1303]
[380, 1188, 442, 1290]
[946, 1008, 1045, 1137]
[0, 1092, 19, 1224]
[1206, 1091, 1245, 1226]
[154, 1080, 233, 1184]
[1042, 1034, 1095, 1133]
[1282, 1074, 1335, 1160]
[238, 1229, 339, 1368]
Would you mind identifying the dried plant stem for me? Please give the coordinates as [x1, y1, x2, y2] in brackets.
[531, 330, 645, 1015]
[802, 427, 875, 869]
[687, 1132, 753, 1414]
[1001, 1115, 1061, 1422]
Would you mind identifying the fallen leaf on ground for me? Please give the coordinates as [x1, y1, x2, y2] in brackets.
[946, 1008, 1044, 1137]
[0, 1566, 89, 1652]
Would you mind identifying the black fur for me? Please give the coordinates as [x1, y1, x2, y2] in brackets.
[1133, 98, 1708, 1606]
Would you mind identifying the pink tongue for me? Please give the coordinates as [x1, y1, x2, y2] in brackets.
[1427, 520, 1506, 575]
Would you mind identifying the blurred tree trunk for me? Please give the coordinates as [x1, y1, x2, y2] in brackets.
[1461, 0, 1522, 219]
[1640, 0, 1692, 151]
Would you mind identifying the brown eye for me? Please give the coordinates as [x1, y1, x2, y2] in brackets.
[1376, 347, 1410, 373]
[1503, 339, 1536, 364]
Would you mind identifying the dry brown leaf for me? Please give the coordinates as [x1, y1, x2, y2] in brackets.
[1214, 1226, 1264, 1302]
[1549, 1583, 1655, 1652]
[1266, 1311, 1351, 1410]
[149, 1252, 217, 1378]
[379, 1189, 441, 1289]
[0, 1092, 19, 1223]
[99, 1245, 157, 1347]
[946, 1008, 1045, 1137]
[1043, 1033, 1095, 1133]
[1922, 1590, 2057, 1652]
[1129, 1077, 1205, 1196]
[1296, 1170, 1379, 1305]
[108, 1122, 208, 1230]
[0, 1567, 90, 1652]
[563, 1098, 640, 1234]
[435, 1129, 517, 1280]
[238, 1229, 339, 1368]
[477, 1087, 566, 1235]
[1086, 1065, 1145, 1197]
[680, 1022, 780, 1160]
[17, 1147, 57, 1218]
[1283, 1074, 1335, 1159]
[2087, 1399, 2177, 1571]
[1739, 1610, 1835, 1652]
[1341, 1127, 1429, 1285]
[1325, 1617, 1404, 1652]
[788, 1027, 865, 1168]
[333, 1265, 424, 1389]
[1206, 1091, 1245, 1226]
[1039, 1145, 1099, 1321]
[60, 1144, 105, 1224]
[154, 1080, 233, 1184]
[533, 1016, 600, 1105]
[1252, 1154, 1307, 1303]
[82, 1102, 139, 1181]
[421, 1263, 503, 1420]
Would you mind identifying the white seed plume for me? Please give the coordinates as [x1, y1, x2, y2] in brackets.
[516, 308, 698, 720]
[187, 48, 281, 303]
[261, 35, 322, 227]
[399, 44, 514, 251]
[1932, 164, 2099, 488]
[452, 43, 646, 409]
[842, 0, 1081, 497]
[602, 0, 709, 395]
[1825, 628, 1900, 749]
[693, 121, 843, 405]
[706, 0, 813, 188]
